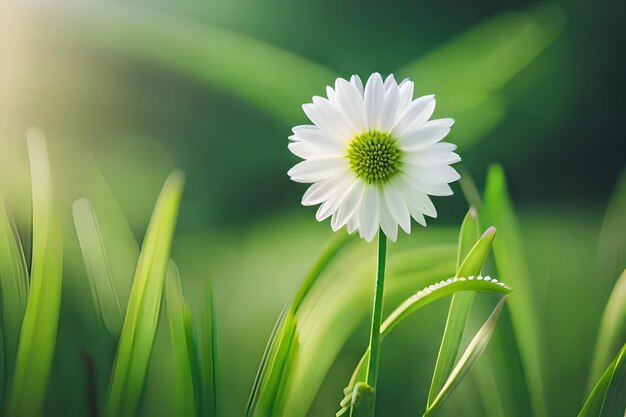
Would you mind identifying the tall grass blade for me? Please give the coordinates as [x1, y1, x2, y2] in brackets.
[73, 198, 124, 335]
[7, 130, 63, 417]
[579, 343, 626, 417]
[186, 274, 218, 417]
[483, 164, 548, 417]
[427, 210, 486, 406]
[106, 171, 185, 417]
[596, 169, 626, 280]
[246, 309, 286, 416]
[424, 297, 508, 417]
[588, 268, 626, 389]
[0, 198, 29, 380]
[165, 262, 195, 417]
[247, 233, 351, 417]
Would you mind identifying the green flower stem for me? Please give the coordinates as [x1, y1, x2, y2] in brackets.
[366, 232, 388, 393]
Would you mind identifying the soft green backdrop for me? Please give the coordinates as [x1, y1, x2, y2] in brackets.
[0, 0, 624, 416]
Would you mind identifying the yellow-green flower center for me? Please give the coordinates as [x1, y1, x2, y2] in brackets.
[346, 130, 403, 184]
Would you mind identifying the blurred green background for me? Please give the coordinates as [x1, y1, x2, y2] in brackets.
[0, 0, 624, 416]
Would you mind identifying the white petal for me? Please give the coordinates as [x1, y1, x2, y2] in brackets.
[403, 165, 460, 185]
[291, 125, 344, 150]
[288, 141, 341, 159]
[315, 177, 355, 221]
[303, 97, 353, 140]
[331, 180, 366, 231]
[392, 95, 435, 137]
[384, 74, 397, 91]
[399, 118, 455, 151]
[408, 205, 427, 226]
[358, 185, 380, 242]
[379, 199, 398, 242]
[404, 173, 454, 197]
[350, 75, 364, 96]
[301, 172, 353, 206]
[347, 215, 359, 234]
[404, 144, 461, 166]
[383, 183, 411, 233]
[326, 86, 336, 103]
[287, 158, 347, 183]
[379, 81, 401, 132]
[397, 79, 414, 111]
[335, 78, 368, 132]
[364, 73, 385, 130]
[398, 176, 438, 217]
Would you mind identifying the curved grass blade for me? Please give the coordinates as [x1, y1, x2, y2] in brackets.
[579, 343, 626, 417]
[588, 268, 626, 390]
[383, 225, 498, 337]
[7, 130, 63, 417]
[247, 233, 352, 417]
[73, 198, 124, 335]
[483, 164, 548, 417]
[596, 169, 626, 281]
[399, 5, 564, 116]
[424, 297, 508, 417]
[399, 6, 563, 149]
[382, 276, 510, 341]
[41, 2, 335, 123]
[338, 275, 511, 415]
[106, 171, 185, 417]
[165, 262, 195, 417]
[0, 197, 29, 381]
[427, 210, 488, 407]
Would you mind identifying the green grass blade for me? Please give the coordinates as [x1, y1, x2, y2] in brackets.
[424, 297, 508, 417]
[457, 208, 481, 271]
[73, 198, 124, 335]
[588, 268, 626, 389]
[165, 262, 195, 417]
[381, 276, 510, 340]
[596, 169, 626, 281]
[399, 5, 563, 115]
[106, 171, 185, 417]
[247, 233, 351, 417]
[579, 343, 626, 417]
[340, 275, 511, 415]
[427, 210, 487, 406]
[0, 197, 29, 379]
[483, 164, 548, 417]
[42, 2, 335, 123]
[246, 308, 286, 416]
[399, 6, 563, 149]
[195, 280, 218, 417]
[7, 130, 63, 417]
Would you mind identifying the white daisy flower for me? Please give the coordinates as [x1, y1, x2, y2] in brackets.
[287, 73, 460, 242]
